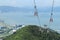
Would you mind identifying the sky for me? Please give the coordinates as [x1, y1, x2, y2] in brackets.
[0, 0, 60, 8]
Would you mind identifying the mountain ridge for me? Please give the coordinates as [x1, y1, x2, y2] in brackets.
[0, 6, 60, 13]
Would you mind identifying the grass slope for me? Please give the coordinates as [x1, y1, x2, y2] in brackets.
[3, 25, 60, 40]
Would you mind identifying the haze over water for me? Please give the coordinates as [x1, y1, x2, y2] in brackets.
[0, 12, 60, 32]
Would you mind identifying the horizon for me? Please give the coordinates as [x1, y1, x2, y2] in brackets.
[0, 6, 60, 13]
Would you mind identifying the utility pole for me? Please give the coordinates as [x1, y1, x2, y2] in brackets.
[34, 0, 41, 26]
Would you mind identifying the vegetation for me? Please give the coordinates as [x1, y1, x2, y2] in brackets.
[3, 25, 60, 40]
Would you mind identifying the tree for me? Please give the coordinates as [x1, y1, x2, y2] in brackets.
[3, 25, 60, 40]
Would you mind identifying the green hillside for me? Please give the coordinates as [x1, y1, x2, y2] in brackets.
[3, 25, 60, 40]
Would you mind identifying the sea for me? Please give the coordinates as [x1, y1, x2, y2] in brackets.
[0, 12, 60, 32]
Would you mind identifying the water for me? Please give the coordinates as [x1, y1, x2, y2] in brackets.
[0, 12, 60, 32]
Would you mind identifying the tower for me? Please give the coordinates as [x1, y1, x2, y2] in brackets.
[33, 0, 41, 26]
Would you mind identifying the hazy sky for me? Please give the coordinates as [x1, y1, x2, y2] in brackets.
[0, 0, 60, 7]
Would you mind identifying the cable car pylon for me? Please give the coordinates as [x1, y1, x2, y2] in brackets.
[33, 0, 41, 26]
[49, 0, 54, 26]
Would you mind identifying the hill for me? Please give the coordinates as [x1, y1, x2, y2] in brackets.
[0, 6, 32, 13]
[0, 6, 60, 13]
[3, 25, 60, 40]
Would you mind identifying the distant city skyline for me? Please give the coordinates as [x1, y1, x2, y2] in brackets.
[0, 0, 60, 8]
